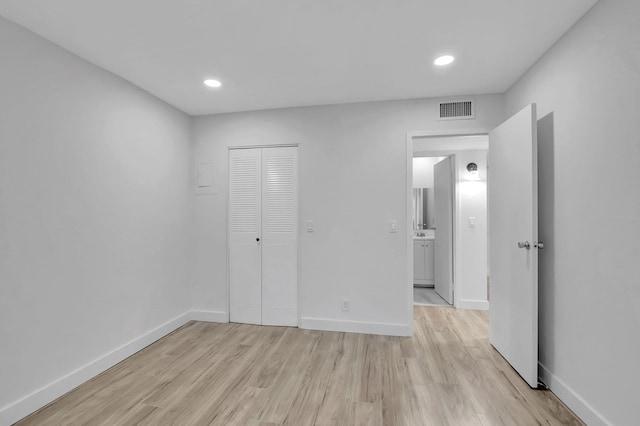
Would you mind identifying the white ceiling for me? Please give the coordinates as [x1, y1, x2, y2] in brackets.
[0, 0, 597, 116]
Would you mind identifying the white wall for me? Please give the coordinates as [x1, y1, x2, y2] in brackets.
[412, 157, 443, 188]
[192, 95, 504, 335]
[505, 1, 640, 424]
[456, 150, 488, 309]
[0, 17, 193, 424]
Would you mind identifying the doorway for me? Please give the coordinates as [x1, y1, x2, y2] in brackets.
[412, 155, 453, 307]
[407, 134, 490, 315]
[407, 105, 540, 388]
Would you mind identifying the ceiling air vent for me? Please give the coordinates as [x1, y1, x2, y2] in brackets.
[437, 99, 475, 120]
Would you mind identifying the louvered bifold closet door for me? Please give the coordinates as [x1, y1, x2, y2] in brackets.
[229, 148, 262, 325]
[261, 147, 298, 326]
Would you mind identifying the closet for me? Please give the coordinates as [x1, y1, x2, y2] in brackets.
[228, 146, 298, 326]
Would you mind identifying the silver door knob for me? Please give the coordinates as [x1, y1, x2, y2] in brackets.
[517, 241, 531, 249]
[535, 242, 544, 249]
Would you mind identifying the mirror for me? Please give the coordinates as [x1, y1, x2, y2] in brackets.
[413, 188, 435, 230]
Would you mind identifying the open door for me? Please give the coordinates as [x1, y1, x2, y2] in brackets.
[434, 157, 454, 305]
[489, 104, 539, 388]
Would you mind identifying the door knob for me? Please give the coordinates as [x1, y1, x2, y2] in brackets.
[535, 242, 544, 249]
[256, 237, 260, 242]
[517, 241, 531, 249]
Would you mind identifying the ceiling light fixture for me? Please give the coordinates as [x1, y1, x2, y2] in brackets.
[434, 55, 455, 66]
[204, 79, 222, 88]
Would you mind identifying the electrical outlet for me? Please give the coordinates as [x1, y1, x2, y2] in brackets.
[342, 299, 350, 312]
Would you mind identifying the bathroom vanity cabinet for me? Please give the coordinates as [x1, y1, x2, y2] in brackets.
[413, 238, 435, 286]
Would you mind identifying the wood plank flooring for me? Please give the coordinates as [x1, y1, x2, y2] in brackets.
[16, 307, 583, 425]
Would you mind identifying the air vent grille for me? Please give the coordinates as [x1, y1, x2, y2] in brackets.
[438, 99, 475, 120]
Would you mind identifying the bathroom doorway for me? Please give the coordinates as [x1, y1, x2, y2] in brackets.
[407, 133, 489, 314]
[412, 155, 452, 307]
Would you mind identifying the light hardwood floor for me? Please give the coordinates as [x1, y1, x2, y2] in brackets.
[17, 307, 583, 425]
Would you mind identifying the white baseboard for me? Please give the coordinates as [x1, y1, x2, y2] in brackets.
[300, 317, 410, 337]
[457, 299, 489, 310]
[538, 362, 611, 426]
[0, 311, 192, 426]
[190, 310, 228, 323]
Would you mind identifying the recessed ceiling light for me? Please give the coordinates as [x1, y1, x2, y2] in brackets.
[204, 79, 222, 88]
[434, 55, 455, 66]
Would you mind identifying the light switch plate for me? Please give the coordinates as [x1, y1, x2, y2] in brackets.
[389, 220, 398, 233]
[305, 220, 314, 232]
[468, 217, 476, 228]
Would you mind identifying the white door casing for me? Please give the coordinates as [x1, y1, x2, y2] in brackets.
[434, 156, 454, 304]
[488, 104, 539, 388]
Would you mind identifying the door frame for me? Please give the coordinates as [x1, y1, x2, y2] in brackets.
[226, 143, 300, 325]
[405, 129, 490, 335]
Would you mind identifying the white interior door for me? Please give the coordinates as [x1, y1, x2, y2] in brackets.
[489, 104, 539, 388]
[229, 148, 262, 325]
[261, 147, 298, 326]
[434, 157, 454, 304]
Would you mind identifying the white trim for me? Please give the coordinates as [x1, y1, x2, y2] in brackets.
[190, 310, 229, 323]
[226, 149, 231, 323]
[296, 145, 303, 328]
[457, 299, 489, 310]
[451, 153, 459, 306]
[227, 143, 299, 150]
[0, 311, 192, 426]
[408, 128, 492, 140]
[538, 363, 611, 426]
[406, 132, 414, 336]
[413, 302, 451, 307]
[300, 317, 410, 337]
